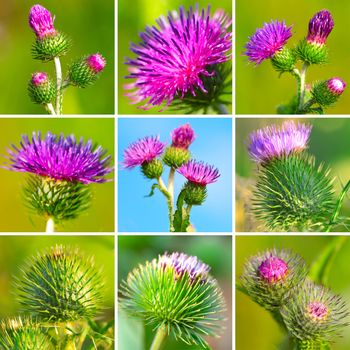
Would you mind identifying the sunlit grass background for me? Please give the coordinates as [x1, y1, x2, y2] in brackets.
[0, 0, 114, 114]
[118, 235, 232, 350]
[236, 236, 350, 350]
[118, 0, 232, 114]
[236, 118, 350, 232]
[236, 0, 350, 114]
[0, 118, 114, 232]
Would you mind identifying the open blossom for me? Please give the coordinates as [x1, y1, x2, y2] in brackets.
[244, 20, 293, 64]
[123, 136, 166, 168]
[31, 72, 48, 86]
[86, 54, 106, 74]
[124, 5, 231, 109]
[4, 132, 113, 184]
[248, 121, 312, 163]
[29, 4, 56, 39]
[307, 10, 334, 46]
[171, 124, 195, 149]
[178, 160, 220, 186]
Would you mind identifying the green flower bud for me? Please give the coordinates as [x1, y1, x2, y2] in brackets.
[183, 181, 207, 205]
[296, 39, 328, 65]
[271, 47, 296, 72]
[141, 159, 163, 179]
[28, 72, 56, 105]
[163, 146, 191, 168]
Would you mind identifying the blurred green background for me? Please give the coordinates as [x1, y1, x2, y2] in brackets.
[0, 118, 114, 232]
[0, 0, 114, 114]
[0, 235, 114, 320]
[236, 118, 350, 231]
[118, 0, 232, 114]
[118, 235, 232, 350]
[236, 0, 350, 114]
[236, 235, 350, 350]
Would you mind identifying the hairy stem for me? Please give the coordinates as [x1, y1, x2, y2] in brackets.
[216, 103, 229, 115]
[150, 326, 167, 350]
[46, 217, 55, 233]
[168, 167, 175, 210]
[54, 57, 63, 115]
[46, 103, 57, 115]
[157, 177, 174, 231]
[326, 180, 350, 232]
[298, 63, 308, 111]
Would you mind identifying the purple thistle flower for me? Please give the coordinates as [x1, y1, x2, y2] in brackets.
[86, 54, 106, 74]
[327, 77, 346, 96]
[258, 256, 288, 283]
[4, 132, 113, 184]
[308, 301, 329, 321]
[248, 121, 312, 163]
[31, 72, 48, 86]
[244, 20, 293, 64]
[124, 5, 232, 109]
[29, 4, 57, 39]
[171, 123, 195, 149]
[123, 136, 166, 168]
[307, 10, 334, 46]
[177, 160, 220, 186]
[158, 252, 210, 282]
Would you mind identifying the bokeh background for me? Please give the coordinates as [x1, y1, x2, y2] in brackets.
[118, 0, 232, 114]
[0, 235, 114, 321]
[236, 118, 350, 232]
[236, 235, 350, 350]
[236, 0, 350, 114]
[0, 118, 114, 232]
[0, 0, 114, 114]
[118, 118, 232, 232]
[118, 235, 232, 350]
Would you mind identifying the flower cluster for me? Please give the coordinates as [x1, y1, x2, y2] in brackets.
[244, 10, 346, 114]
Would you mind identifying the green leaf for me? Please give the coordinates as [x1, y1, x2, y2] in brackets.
[145, 183, 161, 197]
[119, 309, 144, 350]
[173, 189, 190, 232]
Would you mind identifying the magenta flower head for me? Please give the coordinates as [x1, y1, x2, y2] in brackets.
[86, 54, 106, 74]
[124, 5, 232, 109]
[171, 123, 195, 149]
[307, 10, 334, 46]
[29, 4, 56, 39]
[31, 72, 48, 86]
[178, 160, 220, 186]
[240, 249, 307, 311]
[244, 20, 293, 64]
[327, 77, 346, 96]
[4, 132, 113, 184]
[248, 121, 312, 163]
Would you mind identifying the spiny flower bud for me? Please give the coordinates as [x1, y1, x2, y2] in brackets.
[69, 54, 106, 88]
[240, 249, 307, 311]
[312, 78, 346, 107]
[281, 280, 348, 344]
[16, 245, 104, 322]
[141, 158, 163, 179]
[28, 72, 56, 104]
[307, 10, 334, 46]
[171, 124, 195, 149]
[119, 252, 225, 348]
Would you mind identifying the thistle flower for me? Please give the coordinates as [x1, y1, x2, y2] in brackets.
[244, 20, 293, 65]
[29, 5, 56, 39]
[31, 72, 48, 86]
[178, 160, 220, 186]
[248, 121, 312, 163]
[119, 252, 225, 348]
[16, 245, 104, 322]
[327, 77, 346, 95]
[87, 54, 106, 73]
[307, 10, 334, 46]
[28, 72, 56, 105]
[281, 280, 348, 343]
[240, 249, 307, 311]
[124, 5, 232, 109]
[171, 124, 195, 149]
[4, 132, 113, 184]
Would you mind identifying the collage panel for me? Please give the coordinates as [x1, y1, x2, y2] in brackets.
[0, 118, 115, 232]
[118, 235, 232, 350]
[0, 235, 114, 349]
[236, 235, 350, 350]
[118, 118, 232, 232]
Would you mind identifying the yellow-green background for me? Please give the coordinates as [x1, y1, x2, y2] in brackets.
[236, 236, 350, 350]
[118, 0, 232, 114]
[236, 0, 350, 114]
[0, 0, 114, 114]
[0, 235, 114, 321]
[236, 118, 350, 232]
[0, 118, 114, 232]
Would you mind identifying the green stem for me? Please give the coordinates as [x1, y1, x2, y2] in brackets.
[298, 63, 308, 112]
[54, 56, 63, 115]
[46, 217, 55, 233]
[46, 103, 57, 115]
[168, 167, 175, 213]
[157, 177, 174, 231]
[292, 68, 301, 109]
[216, 103, 229, 114]
[326, 180, 350, 232]
[150, 326, 167, 350]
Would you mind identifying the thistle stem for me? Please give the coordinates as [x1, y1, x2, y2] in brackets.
[216, 103, 229, 114]
[46, 103, 57, 115]
[54, 56, 63, 115]
[46, 217, 55, 233]
[157, 177, 174, 231]
[298, 63, 308, 112]
[168, 167, 175, 210]
[150, 326, 167, 350]
[325, 180, 350, 232]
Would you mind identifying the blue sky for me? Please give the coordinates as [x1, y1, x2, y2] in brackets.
[118, 118, 232, 232]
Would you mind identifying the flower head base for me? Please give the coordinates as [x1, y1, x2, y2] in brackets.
[258, 256, 288, 283]
[31, 72, 48, 86]
[244, 20, 293, 64]
[124, 5, 231, 109]
[248, 121, 312, 163]
[307, 10, 334, 46]
[87, 54, 106, 73]
[178, 160, 220, 186]
[171, 124, 195, 149]
[29, 5, 56, 39]
[5, 132, 113, 184]
[123, 136, 166, 168]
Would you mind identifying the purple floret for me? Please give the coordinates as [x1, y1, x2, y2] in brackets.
[124, 5, 232, 109]
[123, 136, 166, 168]
[244, 20, 293, 64]
[29, 4, 56, 39]
[31, 72, 48, 86]
[5, 132, 113, 184]
[307, 10, 334, 45]
[177, 160, 220, 186]
[171, 123, 195, 149]
[87, 54, 106, 74]
[248, 121, 312, 163]
[327, 77, 346, 95]
[258, 256, 288, 283]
